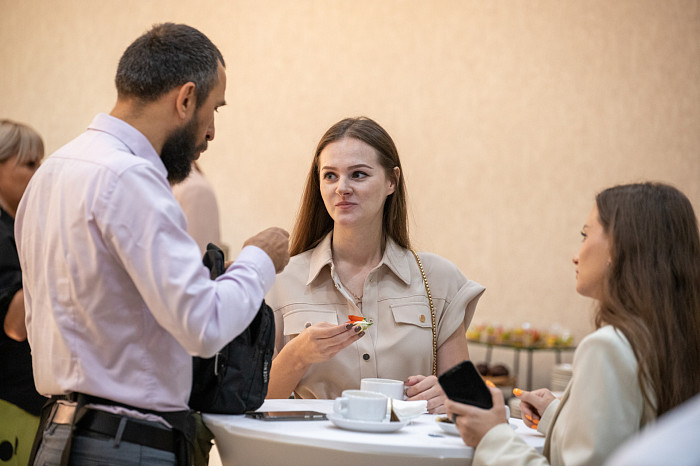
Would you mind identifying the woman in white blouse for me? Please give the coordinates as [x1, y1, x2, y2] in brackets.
[445, 182, 700, 466]
[266, 117, 484, 413]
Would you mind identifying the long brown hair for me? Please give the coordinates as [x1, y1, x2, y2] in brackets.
[289, 117, 410, 255]
[595, 182, 700, 416]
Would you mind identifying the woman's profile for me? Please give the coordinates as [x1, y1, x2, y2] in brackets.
[446, 182, 700, 465]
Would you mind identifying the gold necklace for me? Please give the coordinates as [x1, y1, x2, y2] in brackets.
[331, 246, 363, 305]
[346, 283, 363, 304]
[338, 276, 362, 305]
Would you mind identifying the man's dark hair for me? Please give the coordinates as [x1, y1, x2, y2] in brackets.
[115, 23, 225, 107]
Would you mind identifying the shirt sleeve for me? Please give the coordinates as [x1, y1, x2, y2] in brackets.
[549, 328, 645, 466]
[474, 328, 644, 466]
[99, 163, 275, 358]
[474, 424, 549, 466]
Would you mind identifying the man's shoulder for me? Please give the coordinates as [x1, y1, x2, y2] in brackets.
[52, 130, 153, 176]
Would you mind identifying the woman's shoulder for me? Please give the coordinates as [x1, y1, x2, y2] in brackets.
[275, 249, 315, 283]
[415, 251, 461, 272]
[575, 325, 636, 368]
[266, 248, 320, 308]
[580, 325, 631, 348]
[413, 251, 468, 284]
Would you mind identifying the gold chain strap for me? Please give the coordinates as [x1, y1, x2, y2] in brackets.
[410, 249, 437, 376]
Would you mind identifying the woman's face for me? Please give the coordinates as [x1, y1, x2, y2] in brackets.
[318, 137, 397, 231]
[0, 153, 41, 215]
[573, 205, 611, 300]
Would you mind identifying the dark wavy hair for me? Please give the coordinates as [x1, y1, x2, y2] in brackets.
[290, 117, 409, 255]
[115, 23, 225, 108]
[595, 182, 700, 416]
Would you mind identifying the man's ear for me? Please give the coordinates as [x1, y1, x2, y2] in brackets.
[175, 82, 197, 120]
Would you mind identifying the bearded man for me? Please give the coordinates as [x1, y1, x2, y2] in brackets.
[15, 23, 289, 465]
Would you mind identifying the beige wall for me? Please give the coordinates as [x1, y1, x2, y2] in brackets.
[2, 0, 699, 388]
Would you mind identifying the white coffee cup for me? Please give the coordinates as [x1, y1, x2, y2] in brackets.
[333, 389, 387, 421]
[360, 378, 405, 400]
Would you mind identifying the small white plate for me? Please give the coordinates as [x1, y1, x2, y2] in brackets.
[327, 412, 409, 433]
[435, 417, 516, 436]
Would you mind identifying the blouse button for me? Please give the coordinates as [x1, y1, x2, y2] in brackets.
[363, 353, 370, 361]
[419, 314, 426, 323]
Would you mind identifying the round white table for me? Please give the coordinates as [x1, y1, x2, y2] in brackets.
[203, 399, 545, 465]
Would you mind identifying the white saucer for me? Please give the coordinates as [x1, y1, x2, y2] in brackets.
[435, 418, 517, 436]
[327, 412, 409, 433]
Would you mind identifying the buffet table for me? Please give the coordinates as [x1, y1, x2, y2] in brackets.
[469, 339, 576, 390]
[204, 399, 545, 465]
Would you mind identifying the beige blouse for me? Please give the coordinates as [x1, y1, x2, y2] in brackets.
[265, 233, 485, 399]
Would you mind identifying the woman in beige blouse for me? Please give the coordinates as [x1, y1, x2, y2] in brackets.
[265, 117, 484, 413]
[445, 182, 700, 465]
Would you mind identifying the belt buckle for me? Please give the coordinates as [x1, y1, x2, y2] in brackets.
[52, 401, 77, 425]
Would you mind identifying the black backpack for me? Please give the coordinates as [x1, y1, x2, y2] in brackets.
[188, 243, 275, 414]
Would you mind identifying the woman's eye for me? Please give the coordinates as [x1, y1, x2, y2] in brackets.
[580, 231, 587, 242]
[352, 171, 368, 179]
[322, 172, 336, 181]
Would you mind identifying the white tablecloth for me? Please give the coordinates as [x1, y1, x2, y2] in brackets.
[204, 399, 545, 466]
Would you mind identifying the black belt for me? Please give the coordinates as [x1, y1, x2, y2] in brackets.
[76, 409, 176, 453]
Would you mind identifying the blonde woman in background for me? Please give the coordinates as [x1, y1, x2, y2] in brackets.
[0, 119, 46, 466]
[446, 182, 700, 466]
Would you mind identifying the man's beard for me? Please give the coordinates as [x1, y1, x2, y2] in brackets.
[161, 115, 207, 185]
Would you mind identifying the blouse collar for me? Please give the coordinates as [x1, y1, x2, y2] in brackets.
[306, 231, 412, 286]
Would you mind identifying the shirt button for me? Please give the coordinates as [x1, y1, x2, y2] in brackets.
[419, 314, 426, 323]
[363, 353, 370, 361]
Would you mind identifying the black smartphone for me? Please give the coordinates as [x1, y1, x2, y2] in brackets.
[244, 410, 327, 421]
[438, 360, 494, 409]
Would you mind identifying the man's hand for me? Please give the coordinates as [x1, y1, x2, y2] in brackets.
[243, 227, 290, 273]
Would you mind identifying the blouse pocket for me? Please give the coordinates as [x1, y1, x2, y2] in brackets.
[282, 309, 339, 336]
[390, 302, 433, 328]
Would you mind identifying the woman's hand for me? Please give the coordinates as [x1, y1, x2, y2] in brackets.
[512, 387, 556, 428]
[4, 289, 27, 341]
[404, 375, 448, 413]
[445, 386, 507, 447]
[287, 322, 365, 366]
[267, 321, 365, 399]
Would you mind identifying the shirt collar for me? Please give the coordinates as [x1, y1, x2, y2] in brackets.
[306, 231, 412, 286]
[87, 113, 167, 180]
